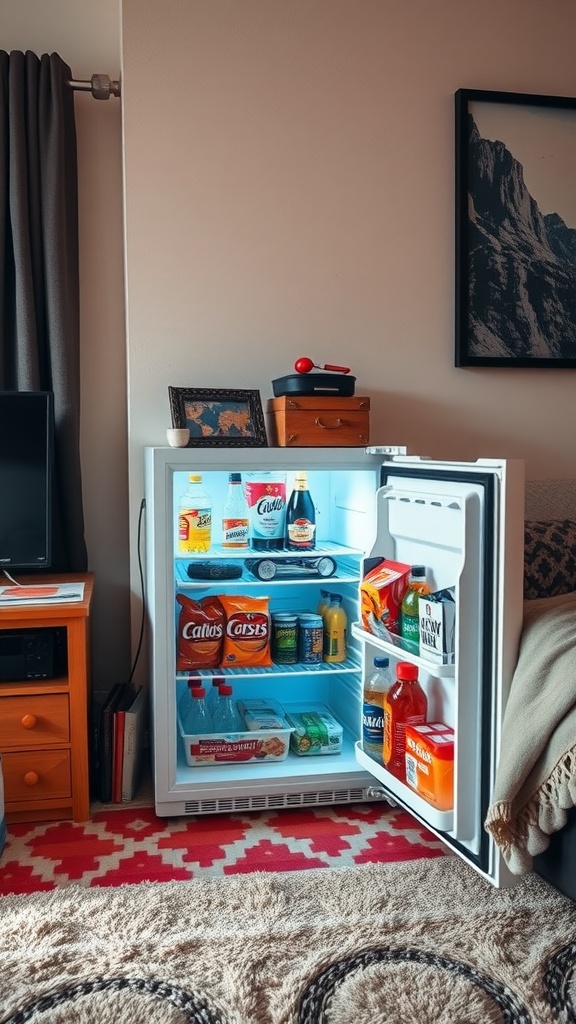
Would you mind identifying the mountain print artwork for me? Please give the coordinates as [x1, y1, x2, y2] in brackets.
[466, 113, 576, 361]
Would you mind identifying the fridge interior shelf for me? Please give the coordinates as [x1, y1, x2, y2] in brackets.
[177, 541, 364, 561]
[355, 742, 454, 833]
[176, 650, 361, 681]
[175, 549, 363, 588]
[350, 623, 456, 678]
[176, 720, 361, 782]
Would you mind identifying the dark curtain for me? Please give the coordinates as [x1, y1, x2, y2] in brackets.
[0, 50, 87, 572]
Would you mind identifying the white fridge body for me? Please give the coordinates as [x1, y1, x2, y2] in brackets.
[143, 446, 525, 887]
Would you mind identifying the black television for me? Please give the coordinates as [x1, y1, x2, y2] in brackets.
[0, 391, 54, 571]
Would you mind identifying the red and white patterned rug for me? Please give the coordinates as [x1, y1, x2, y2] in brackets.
[0, 801, 447, 896]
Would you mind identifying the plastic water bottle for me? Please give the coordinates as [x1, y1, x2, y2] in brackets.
[212, 684, 244, 733]
[362, 656, 392, 764]
[207, 676, 225, 715]
[179, 683, 214, 735]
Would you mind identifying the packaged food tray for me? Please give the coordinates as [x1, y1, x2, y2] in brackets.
[284, 703, 343, 756]
[179, 698, 293, 767]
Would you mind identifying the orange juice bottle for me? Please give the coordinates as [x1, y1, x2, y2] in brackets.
[317, 589, 332, 621]
[383, 661, 427, 781]
[323, 593, 347, 663]
[178, 474, 212, 553]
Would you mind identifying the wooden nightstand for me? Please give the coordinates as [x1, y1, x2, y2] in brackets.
[0, 573, 93, 823]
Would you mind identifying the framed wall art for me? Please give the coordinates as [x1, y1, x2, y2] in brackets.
[455, 88, 576, 367]
[168, 387, 268, 447]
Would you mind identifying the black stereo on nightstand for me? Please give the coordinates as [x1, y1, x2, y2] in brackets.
[0, 626, 67, 681]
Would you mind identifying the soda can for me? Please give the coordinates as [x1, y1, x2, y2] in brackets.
[298, 613, 324, 664]
[271, 612, 298, 665]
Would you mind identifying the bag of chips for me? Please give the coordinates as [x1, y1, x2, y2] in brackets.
[219, 594, 272, 667]
[176, 593, 225, 671]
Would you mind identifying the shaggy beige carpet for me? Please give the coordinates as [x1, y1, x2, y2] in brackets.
[0, 855, 575, 1023]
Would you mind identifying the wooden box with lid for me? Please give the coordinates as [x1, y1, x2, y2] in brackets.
[267, 395, 370, 447]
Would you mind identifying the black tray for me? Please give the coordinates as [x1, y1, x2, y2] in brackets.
[272, 373, 356, 398]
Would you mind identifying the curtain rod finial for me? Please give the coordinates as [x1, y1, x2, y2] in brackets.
[91, 74, 121, 100]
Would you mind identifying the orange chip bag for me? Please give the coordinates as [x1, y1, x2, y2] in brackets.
[360, 558, 411, 640]
[219, 594, 272, 667]
[176, 593, 225, 670]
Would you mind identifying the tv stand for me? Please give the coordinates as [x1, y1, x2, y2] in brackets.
[0, 573, 94, 823]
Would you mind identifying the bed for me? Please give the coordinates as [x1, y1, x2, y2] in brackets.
[486, 479, 576, 900]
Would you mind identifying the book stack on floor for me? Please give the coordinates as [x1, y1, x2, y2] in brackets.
[98, 683, 146, 803]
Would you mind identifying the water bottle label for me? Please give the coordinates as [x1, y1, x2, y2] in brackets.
[222, 518, 249, 547]
[362, 701, 384, 745]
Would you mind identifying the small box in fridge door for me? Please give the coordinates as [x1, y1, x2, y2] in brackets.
[284, 704, 343, 756]
[360, 558, 411, 640]
[418, 588, 456, 663]
[404, 722, 454, 811]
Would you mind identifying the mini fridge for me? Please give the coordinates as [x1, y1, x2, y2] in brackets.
[143, 445, 525, 887]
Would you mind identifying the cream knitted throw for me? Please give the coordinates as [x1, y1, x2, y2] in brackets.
[485, 590, 576, 874]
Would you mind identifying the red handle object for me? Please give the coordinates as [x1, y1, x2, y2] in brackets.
[295, 357, 350, 375]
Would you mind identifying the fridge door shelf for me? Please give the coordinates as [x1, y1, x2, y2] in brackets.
[355, 742, 454, 832]
[351, 623, 456, 677]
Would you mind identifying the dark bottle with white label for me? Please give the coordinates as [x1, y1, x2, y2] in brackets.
[285, 471, 316, 550]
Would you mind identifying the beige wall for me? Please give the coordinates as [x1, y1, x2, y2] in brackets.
[122, 0, 576, 525]
[3, 2, 128, 702]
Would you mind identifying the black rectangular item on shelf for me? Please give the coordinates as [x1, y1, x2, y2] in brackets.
[271, 373, 356, 398]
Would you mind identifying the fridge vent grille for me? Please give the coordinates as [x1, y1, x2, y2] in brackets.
[183, 788, 367, 816]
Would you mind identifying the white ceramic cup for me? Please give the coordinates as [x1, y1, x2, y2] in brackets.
[166, 427, 190, 448]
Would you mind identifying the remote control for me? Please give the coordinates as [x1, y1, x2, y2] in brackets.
[186, 561, 243, 581]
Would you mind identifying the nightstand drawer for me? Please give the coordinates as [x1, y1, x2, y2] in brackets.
[3, 749, 71, 802]
[0, 694, 70, 748]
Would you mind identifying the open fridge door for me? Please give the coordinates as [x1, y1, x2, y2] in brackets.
[354, 455, 525, 885]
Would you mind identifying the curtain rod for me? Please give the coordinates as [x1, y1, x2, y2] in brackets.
[67, 74, 121, 100]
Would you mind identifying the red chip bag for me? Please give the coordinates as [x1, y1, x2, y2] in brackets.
[219, 594, 272, 667]
[176, 593, 225, 671]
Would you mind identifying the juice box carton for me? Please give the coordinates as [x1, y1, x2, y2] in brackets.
[360, 558, 411, 640]
[418, 588, 456, 663]
[404, 722, 454, 810]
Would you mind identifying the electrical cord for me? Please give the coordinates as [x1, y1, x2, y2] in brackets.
[128, 497, 146, 685]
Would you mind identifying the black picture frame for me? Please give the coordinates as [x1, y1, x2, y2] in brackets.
[455, 88, 576, 368]
[168, 387, 268, 447]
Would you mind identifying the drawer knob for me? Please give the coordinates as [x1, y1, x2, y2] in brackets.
[21, 714, 38, 730]
[23, 771, 40, 787]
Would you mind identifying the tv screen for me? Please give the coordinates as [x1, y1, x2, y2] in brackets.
[0, 391, 54, 571]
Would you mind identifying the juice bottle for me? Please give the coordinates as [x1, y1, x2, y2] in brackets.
[323, 593, 347, 663]
[317, 589, 331, 620]
[178, 474, 212, 553]
[383, 661, 427, 781]
[400, 566, 430, 649]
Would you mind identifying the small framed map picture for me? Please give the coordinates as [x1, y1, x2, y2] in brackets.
[168, 387, 268, 447]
